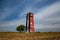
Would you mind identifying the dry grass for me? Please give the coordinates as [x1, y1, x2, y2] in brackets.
[0, 32, 60, 40]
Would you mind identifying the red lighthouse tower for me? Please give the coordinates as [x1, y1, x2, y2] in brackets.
[26, 12, 34, 32]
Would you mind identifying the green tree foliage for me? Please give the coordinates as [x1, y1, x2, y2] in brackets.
[16, 25, 25, 32]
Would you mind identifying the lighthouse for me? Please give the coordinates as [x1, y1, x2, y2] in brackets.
[26, 12, 34, 32]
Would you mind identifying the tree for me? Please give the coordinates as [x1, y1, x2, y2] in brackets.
[16, 25, 25, 32]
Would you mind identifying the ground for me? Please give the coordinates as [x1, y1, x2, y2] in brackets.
[0, 32, 60, 40]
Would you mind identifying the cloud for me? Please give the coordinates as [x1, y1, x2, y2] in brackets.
[0, 18, 25, 27]
[0, 0, 60, 32]
[19, 0, 58, 17]
[35, 1, 60, 21]
[18, 0, 42, 17]
[35, 23, 60, 29]
[0, 18, 26, 32]
[0, 0, 25, 21]
[34, 1, 60, 30]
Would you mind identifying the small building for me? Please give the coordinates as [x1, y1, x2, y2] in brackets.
[26, 12, 34, 32]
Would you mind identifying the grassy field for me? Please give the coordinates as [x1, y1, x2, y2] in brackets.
[0, 32, 60, 40]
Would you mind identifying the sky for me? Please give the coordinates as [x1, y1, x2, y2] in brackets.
[0, 0, 60, 32]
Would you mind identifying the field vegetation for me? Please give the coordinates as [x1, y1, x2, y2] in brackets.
[0, 32, 60, 40]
